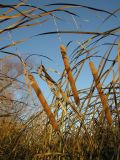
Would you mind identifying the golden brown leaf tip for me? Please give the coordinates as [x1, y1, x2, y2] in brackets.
[60, 45, 66, 52]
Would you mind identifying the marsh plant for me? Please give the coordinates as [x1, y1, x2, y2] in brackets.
[0, 1, 120, 160]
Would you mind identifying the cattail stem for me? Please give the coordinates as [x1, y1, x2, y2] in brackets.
[117, 38, 120, 127]
[89, 61, 112, 125]
[118, 38, 120, 83]
[28, 73, 60, 133]
[60, 45, 80, 106]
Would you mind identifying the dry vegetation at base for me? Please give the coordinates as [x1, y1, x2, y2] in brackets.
[0, 1, 120, 160]
[0, 118, 119, 160]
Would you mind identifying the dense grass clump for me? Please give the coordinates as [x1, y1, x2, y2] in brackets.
[0, 119, 119, 160]
[0, 1, 120, 160]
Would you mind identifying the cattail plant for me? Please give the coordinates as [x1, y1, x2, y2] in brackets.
[28, 73, 61, 134]
[89, 61, 112, 125]
[60, 45, 80, 106]
[38, 65, 83, 121]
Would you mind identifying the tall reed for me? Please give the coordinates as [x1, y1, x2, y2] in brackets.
[28, 73, 61, 134]
[60, 45, 80, 106]
[89, 61, 112, 125]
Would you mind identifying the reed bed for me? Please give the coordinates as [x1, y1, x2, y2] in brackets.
[0, 1, 120, 160]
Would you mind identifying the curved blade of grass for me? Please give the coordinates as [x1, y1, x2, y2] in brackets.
[0, 37, 30, 50]
[46, 3, 115, 16]
[0, 3, 31, 18]
[0, 8, 36, 19]
[3, 0, 28, 15]
[25, 53, 53, 62]
[36, 26, 120, 37]
[17, 19, 49, 29]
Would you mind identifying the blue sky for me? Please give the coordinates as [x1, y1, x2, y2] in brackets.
[0, 0, 120, 104]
